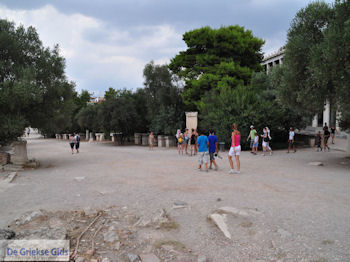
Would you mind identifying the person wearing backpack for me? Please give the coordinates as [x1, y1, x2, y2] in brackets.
[178, 133, 184, 155]
[261, 127, 272, 156]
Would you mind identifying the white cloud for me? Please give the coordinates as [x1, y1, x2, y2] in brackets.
[0, 4, 185, 93]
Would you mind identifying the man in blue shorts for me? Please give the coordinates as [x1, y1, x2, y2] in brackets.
[208, 130, 218, 170]
[197, 129, 209, 172]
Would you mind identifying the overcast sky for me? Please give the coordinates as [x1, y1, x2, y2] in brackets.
[0, 0, 333, 96]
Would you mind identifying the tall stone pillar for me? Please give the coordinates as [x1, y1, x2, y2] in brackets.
[10, 140, 28, 165]
[347, 133, 350, 157]
[185, 112, 198, 131]
[312, 114, 318, 128]
[336, 111, 341, 131]
[86, 130, 89, 141]
[323, 100, 330, 126]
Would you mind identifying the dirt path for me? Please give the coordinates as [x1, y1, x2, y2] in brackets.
[1, 137, 349, 261]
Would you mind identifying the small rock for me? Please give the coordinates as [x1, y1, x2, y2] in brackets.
[217, 198, 222, 202]
[5, 172, 17, 183]
[174, 201, 188, 206]
[277, 228, 292, 238]
[75, 256, 85, 262]
[90, 259, 98, 262]
[308, 162, 324, 166]
[115, 241, 121, 250]
[101, 258, 111, 262]
[208, 213, 231, 239]
[16, 210, 44, 225]
[0, 229, 15, 240]
[103, 230, 119, 243]
[139, 253, 160, 262]
[217, 206, 249, 217]
[127, 253, 140, 262]
[74, 176, 86, 182]
[198, 255, 207, 262]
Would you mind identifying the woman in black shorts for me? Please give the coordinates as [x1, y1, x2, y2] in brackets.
[190, 129, 197, 156]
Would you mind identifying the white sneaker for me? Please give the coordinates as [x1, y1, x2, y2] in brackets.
[229, 169, 235, 174]
[234, 171, 240, 174]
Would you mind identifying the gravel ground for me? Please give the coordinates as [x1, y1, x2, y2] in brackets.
[1, 136, 350, 261]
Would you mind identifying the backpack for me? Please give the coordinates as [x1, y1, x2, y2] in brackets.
[178, 137, 183, 143]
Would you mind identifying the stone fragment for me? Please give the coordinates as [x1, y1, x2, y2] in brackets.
[74, 176, 86, 182]
[3, 164, 23, 172]
[103, 230, 119, 243]
[16, 210, 44, 225]
[0, 229, 15, 240]
[128, 253, 140, 262]
[208, 213, 231, 239]
[115, 241, 121, 250]
[217, 206, 249, 217]
[75, 256, 85, 262]
[308, 162, 324, 166]
[101, 258, 111, 262]
[90, 259, 98, 262]
[139, 253, 160, 262]
[19, 227, 67, 240]
[277, 228, 291, 238]
[5, 172, 17, 183]
[198, 255, 207, 262]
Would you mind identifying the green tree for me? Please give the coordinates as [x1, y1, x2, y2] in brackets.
[0, 19, 76, 144]
[143, 61, 184, 134]
[169, 26, 264, 110]
[276, 1, 350, 128]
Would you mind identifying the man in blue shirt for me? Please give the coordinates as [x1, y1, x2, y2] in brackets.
[208, 130, 218, 170]
[197, 129, 209, 171]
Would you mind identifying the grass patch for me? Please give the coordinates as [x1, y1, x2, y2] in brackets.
[154, 240, 187, 252]
[240, 221, 253, 228]
[322, 239, 334, 245]
[159, 221, 178, 230]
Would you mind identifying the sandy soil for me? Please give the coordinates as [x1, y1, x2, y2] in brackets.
[1, 136, 349, 261]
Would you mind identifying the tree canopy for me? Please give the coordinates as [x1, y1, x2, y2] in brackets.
[0, 19, 76, 144]
[169, 25, 264, 110]
[276, 0, 350, 128]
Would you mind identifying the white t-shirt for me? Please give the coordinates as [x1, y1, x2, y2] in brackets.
[289, 131, 295, 141]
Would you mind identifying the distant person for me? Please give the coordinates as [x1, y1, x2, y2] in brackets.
[197, 129, 209, 171]
[208, 130, 218, 170]
[316, 131, 322, 152]
[190, 129, 196, 156]
[175, 129, 181, 142]
[287, 127, 296, 153]
[69, 134, 76, 154]
[148, 132, 154, 150]
[331, 125, 336, 144]
[261, 127, 272, 156]
[323, 122, 329, 132]
[324, 127, 330, 151]
[74, 132, 80, 153]
[27, 128, 30, 137]
[253, 130, 259, 154]
[228, 123, 241, 174]
[184, 129, 190, 154]
[194, 129, 199, 155]
[246, 125, 256, 154]
[178, 133, 184, 155]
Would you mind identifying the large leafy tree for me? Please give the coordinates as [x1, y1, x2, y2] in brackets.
[276, 1, 350, 128]
[0, 19, 76, 144]
[143, 61, 184, 134]
[169, 26, 264, 110]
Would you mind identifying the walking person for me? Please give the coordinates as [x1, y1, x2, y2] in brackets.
[324, 127, 330, 151]
[69, 134, 76, 154]
[184, 129, 190, 154]
[228, 123, 241, 174]
[331, 125, 336, 144]
[261, 127, 272, 156]
[178, 133, 184, 155]
[197, 129, 209, 171]
[246, 125, 257, 154]
[253, 131, 259, 154]
[194, 129, 199, 155]
[74, 132, 80, 153]
[208, 130, 218, 170]
[190, 129, 196, 156]
[316, 131, 322, 152]
[148, 132, 155, 150]
[287, 127, 296, 153]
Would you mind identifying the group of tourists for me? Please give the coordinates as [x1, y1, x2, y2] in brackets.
[316, 122, 336, 152]
[175, 128, 199, 156]
[246, 125, 274, 156]
[68, 133, 81, 154]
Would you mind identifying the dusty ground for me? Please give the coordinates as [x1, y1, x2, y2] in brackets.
[1, 135, 350, 262]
